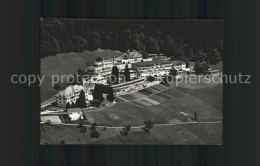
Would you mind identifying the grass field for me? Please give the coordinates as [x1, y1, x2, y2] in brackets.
[176, 84, 223, 110]
[85, 102, 168, 127]
[41, 56, 223, 144]
[40, 49, 123, 102]
[41, 123, 222, 145]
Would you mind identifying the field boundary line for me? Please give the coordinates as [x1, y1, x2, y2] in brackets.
[49, 121, 222, 129]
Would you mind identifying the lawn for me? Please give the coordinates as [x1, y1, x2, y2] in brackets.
[41, 123, 222, 144]
[176, 84, 223, 110]
[158, 89, 222, 122]
[41, 60, 223, 144]
[86, 102, 167, 127]
[92, 82, 223, 125]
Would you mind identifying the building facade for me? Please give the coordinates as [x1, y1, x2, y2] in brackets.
[55, 85, 93, 107]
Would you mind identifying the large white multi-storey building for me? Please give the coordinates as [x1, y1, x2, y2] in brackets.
[82, 51, 188, 95]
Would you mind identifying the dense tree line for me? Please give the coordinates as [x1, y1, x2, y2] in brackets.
[41, 19, 223, 64]
[92, 84, 114, 102]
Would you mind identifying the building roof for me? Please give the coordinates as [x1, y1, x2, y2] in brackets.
[135, 59, 173, 67]
[111, 77, 145, 89]
[84, 83, 95, 90]
[121, 51, 142, 59]
[55, 85, 86, 98]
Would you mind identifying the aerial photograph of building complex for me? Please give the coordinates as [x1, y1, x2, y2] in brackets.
[40, 19, 223, 144]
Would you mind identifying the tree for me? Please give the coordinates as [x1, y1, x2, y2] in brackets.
[93, 84, 104, 101]
[131, 38, 141, 51]
[106, 88, 115, 102]
[46, 120, 52, 125]
[194, 112, 198, 121]
[145, 36, 159, 54]
[208, 48, 221, 65]
[120, 127, 128, 136]
[155, 30, 165, 51]
[50, 36, 59, 56]
[197, 50, 207, 62]
[75, 90, 86, 108]
[164, 35, 178, 58]
[144, 120, 153, 129]
[100, 32, 111, 49]
[194, 60, 209, 75]
[124, 125, 131, 132]
[218, 41, 223, 61]
[77, 68, 83, 75]
[142, 51, 149, 59]
[169, 69, 178, 76]
[186, 60, 190, 68]
[177, 38, 188, 60]
[131, 33, 144, 51]
[124, 64, 130, 81]
[187, 49, 195, 61]
[90, 130, 100, 138]
[142, 120, 153, 132]
[64, 39, 74, 52]
[70, 102, 75, 108]
[111, 66, 119, 84]
[120, 125, 131, 136]
[147, 76, 155, 82]
[73, 36, 88, 52]
[88, 31, 100, 51]
[111, 32, 119, 50]
[96, 57, 102, 62]
[65, 102, 71, 109]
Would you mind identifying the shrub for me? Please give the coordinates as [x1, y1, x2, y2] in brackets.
[46, 120, 51, 125]
[142, 120, 153, 132]
[60, 140, 66, 144]
[120, 128, 128, 136]
[144, 120, 153, 129]
[194, 61, 209, 75]
[124, 125, 131, 132]
[90, 130, 100, 138]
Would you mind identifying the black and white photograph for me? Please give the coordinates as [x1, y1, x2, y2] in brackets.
[40, 19, 223, 145]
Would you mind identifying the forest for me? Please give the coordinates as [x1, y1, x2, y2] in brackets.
[41, 19, 223, 64]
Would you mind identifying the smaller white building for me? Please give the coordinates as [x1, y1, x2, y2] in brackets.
[55, 85, 93, 107]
